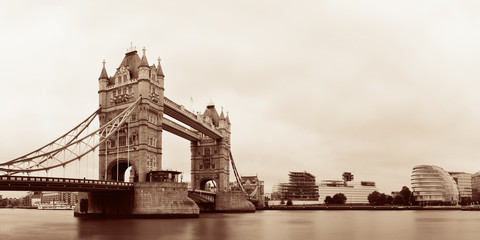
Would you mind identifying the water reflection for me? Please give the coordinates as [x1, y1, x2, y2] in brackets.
[1, 209, 480, 240]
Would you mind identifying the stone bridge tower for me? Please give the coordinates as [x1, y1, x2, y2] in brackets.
[190, 104, 231, 192]
[97, 47, 165, 183]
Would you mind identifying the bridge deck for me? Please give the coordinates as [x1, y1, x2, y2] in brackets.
[0, 176, 133, 192]
[187, 189, 216, 203]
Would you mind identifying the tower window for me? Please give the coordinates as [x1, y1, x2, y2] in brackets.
[119, 136, 127, 147]
[203, 159, 210, 169]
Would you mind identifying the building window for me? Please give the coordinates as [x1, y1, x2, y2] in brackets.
[147, 156, 157, 171]
[204, 148, 211, 156]
[203, 159, 210, 169]
[119, 136, 127, 147]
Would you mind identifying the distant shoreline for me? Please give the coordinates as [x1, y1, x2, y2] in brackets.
[261, 205, 463, 211]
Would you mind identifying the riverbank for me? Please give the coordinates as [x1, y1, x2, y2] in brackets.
[262, 205, 462, 211]
[0, 206, 37, 209]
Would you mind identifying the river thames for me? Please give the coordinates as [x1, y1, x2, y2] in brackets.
[0, 209, 479, 240]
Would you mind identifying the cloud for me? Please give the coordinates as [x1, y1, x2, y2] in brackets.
[2, 1, 480, 198]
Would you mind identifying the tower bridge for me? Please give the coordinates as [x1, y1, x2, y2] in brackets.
[0, 46, 255, 217]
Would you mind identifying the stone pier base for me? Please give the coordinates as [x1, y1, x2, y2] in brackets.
[214, 191, 256, 212]
[74, 182, 199, 218]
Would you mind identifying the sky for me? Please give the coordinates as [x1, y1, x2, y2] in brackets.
[1, 0, 480, 198]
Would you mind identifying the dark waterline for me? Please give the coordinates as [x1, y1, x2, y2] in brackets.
[0, 209, 479, 240]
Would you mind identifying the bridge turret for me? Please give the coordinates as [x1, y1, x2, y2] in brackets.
[218, 107, 229, 130]
[98, 60, 109, 107]
[157, 57, 165, 78]
[138, 47, 150, 79]
[137, 47, 151, 99]
[156, 57, 165, 93]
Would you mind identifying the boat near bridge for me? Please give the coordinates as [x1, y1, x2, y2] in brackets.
[37, 201, 74, 210]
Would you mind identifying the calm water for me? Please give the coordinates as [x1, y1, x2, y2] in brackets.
[0, 209, 479, 240]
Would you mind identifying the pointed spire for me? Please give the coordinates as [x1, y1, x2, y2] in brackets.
[157, 57, 165, 77]
[226, 111, 230, 124]
[220, 106, 225, 119]
[98, 59, 109, 80]
[139, 47, 149, 68]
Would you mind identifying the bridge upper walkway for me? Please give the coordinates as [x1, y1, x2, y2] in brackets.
[163, 97, 223, 140]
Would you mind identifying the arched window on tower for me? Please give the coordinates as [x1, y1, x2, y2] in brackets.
[204, 148, 211, 156]
[203, 159, 211, 169]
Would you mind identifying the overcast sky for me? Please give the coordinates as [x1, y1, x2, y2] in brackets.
[1, 1, 480, 198]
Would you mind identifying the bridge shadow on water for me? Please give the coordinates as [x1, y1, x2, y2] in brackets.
[76, 213, 242, 240]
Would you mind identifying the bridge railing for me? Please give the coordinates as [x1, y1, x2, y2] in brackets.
[188, 189, 216, 202]
[0, 176, 133, 187]
[164, 97, 198, 120]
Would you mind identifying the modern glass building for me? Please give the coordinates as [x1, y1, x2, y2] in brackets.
[411, 165, 459, 205]
[472, 172, 480, 203]
[448, 172, 472, 199]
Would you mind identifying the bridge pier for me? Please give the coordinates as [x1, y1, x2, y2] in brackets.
[74, 182, 199, 218]
[131, 182, 199, 217]
[74, 191, 133, 217]
[214, 191, 256, 213]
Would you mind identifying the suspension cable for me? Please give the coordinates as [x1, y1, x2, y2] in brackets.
[127, 118, 130, 182]
[229, 150, 246, 193]
[116, 127, 119, 182]
[0, 97, 141, 175]
[105, 140, 108, 181]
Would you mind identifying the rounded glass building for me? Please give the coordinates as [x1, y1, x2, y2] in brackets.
[411, 165, 459, 205]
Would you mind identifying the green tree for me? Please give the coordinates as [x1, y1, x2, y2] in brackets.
[368, 191, 391, 205]
[332, 193, 347, 204]
[399, 186, 412, 205]
[386, 195, 393, 205]
[377, 193, 387, 205]
[460, 197, 473, 206]
[368, 191, 381, 205]
[324, 196, 332, 204]
[393, 195, 404, 205]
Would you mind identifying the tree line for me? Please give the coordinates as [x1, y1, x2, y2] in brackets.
[323, 186, 415, 205]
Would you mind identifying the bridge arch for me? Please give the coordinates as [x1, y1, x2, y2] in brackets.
[107, 159, 137, 182]
[199, 178, 218, 192]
